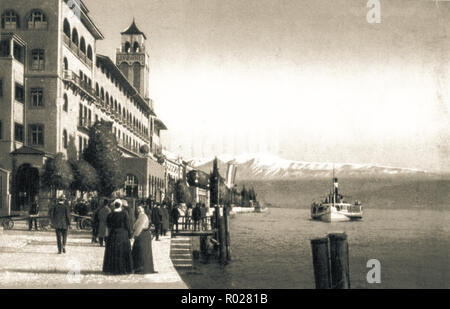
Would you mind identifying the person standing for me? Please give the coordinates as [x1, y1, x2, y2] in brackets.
[171, 204, 180, 233]
[49, 197, 71, 254]
[103, 199, 133, 275]
[185, 204, 192, 230]
[151, 204, 162, 241]
[131, 205, 156, 274]
[28, 196, 40, 231]
[96, 199, 111, 247]
[192, 203, 202, 231]
[161, 203, 170, 236]
[200, 203, 207, 231]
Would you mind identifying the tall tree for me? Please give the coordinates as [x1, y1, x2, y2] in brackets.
[41, 153, 74, 198]
[83, 121, 124, 197]
[70, 159, 98, 197]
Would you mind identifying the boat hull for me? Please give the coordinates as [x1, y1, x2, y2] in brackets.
[311, 204, 363, 222]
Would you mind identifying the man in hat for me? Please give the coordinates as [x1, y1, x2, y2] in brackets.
[49, 196, 71, 254]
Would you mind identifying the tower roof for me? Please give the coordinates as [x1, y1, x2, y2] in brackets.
[121, 19, 147, 40]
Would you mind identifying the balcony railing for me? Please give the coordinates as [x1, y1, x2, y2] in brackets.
[78, 117, 92, 133]
[63, 34, 93, 67]
[117, 139, 141, 156]
[63, 70, 96, 101]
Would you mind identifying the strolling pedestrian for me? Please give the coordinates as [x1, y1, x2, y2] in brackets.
[97, 199, 111, 247]
[131, 205, 156, 274]
[151, 203, 162, 241]
[49, 196, 71, 254]
[161, 203, 170, 236]
[28, 196, 39, 231]
[103, 199, 133, 275]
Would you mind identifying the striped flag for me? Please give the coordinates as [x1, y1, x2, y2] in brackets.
[225, 162, 238, 189]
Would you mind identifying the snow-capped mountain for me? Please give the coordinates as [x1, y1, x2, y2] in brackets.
[188, 153, 428, 180]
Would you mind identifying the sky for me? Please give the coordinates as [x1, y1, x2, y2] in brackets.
[83, 0, 450, 173]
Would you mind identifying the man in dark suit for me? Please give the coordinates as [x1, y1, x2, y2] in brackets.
[28, 196, 40, 231]
[151, 204, 162, 241]
[49, 197, 71, 254]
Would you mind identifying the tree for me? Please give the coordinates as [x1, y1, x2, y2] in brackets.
[174, 179, 192, 204]
[241, 185, 250, 207]
[70, 159, 98, 197]
[83, 120, 124, 197]
[41, 153, 74, 198]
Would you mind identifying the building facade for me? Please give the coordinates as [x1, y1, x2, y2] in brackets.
[0, 0, 167, 215]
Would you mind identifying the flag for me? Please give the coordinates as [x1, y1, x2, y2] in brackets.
[225, 162, 238, 189]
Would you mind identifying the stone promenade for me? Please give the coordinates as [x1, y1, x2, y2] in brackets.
[0, 222, 188, 289]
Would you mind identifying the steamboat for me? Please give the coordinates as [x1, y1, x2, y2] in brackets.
[311, 177, 363, 222]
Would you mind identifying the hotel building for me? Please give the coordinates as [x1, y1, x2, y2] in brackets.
[0, 0, 168, 215]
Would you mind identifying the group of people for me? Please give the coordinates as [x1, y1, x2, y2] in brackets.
[172, 203, 211, 232]
[47, 196, 158, 275]
[102, 199, 156, 275]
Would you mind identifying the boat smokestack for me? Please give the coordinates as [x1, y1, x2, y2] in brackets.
[333, 177, 339, 199]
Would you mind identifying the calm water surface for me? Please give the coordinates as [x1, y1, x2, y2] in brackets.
[182, 207, 450, 289]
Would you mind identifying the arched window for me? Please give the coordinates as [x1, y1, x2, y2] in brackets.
[114, 100, 117, 112]
[95, 83, 99, 96]
[1, 10, 19, 30]
[63, 129, 68, 149]
[27, 9, 47, 29]
[87, 45, 93, 60]
[124, 41, 131, 53]
[119, 62, 129, 79]
[63, 19, 70, 38]
[100, 87, 104, 101]
[133, 62, 141, 90]
[63, 93, 68, 112]
[80, 37, 86, 54]
[72, 28, 79, 46]
[133, 42, 140, 53]
[63, 57, 68, 71]
[105, 92, 109, 105]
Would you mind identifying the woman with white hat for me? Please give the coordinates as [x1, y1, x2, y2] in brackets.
[131, 204, 156, 274]
[102, 199, 133, 275]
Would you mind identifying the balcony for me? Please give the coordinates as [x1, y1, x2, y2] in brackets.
[62, 70, 96, 103]
[78, 117, 92, 133]
[117, 139, 142, 157]
[63, 34, 93, 67]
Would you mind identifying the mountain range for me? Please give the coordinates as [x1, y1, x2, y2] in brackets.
[187, 153, 428, 181]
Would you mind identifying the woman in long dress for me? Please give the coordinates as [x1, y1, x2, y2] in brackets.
[131, 205, 156, 274]
[103, 199, 133, 275]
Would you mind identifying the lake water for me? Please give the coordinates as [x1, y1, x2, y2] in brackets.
[181, 177, 450, 289]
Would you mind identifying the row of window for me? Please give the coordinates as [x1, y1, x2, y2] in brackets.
[63, 19, 93, 61]
[14, 84, 44, 107]
[1, 9, 48, 30]
[63, 56, 149, 137]
[14, 123, 44, 145]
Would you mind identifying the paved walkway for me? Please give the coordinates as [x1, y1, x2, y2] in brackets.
[0, 223, 188, 289]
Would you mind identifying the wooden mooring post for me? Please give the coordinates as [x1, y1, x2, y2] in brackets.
[310, 237, 331, 289]
[328, 233, 350, 289]
[311, 233, 350, 289]
[218, 206, 227, 265]
[224, 205, 231, 261]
